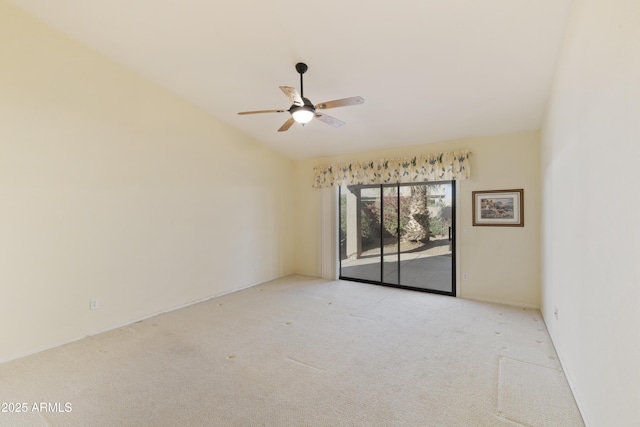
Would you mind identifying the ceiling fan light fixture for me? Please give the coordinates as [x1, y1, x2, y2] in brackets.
[291, 105, 315, 124]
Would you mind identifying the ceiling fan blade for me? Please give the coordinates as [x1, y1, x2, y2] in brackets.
[238, 109, 286, 115]
[278, 117, 296, 132]
[280, 86, 304, 106]
[316, 96, 364, 110]
[315, 113, 345, 128]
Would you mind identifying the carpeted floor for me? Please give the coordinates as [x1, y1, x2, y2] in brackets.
[0, 275, 584, 426]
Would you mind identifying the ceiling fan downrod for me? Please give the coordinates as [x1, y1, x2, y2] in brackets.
[296, 62, 308, 98]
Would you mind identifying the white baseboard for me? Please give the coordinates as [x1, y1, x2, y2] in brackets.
[460, 295, 540, 310]
[0, 281, 260, 365]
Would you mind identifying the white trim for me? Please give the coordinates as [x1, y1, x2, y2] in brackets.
[540, 315, 591, 426]
[0, 282, 258, 365]
[461, 295, 540, 310]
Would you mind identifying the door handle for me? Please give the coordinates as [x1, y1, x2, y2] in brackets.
[448, 226, 452, 241]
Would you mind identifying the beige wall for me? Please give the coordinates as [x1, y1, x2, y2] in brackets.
[0, 1, 295, 363]
[294, 131, 541, 308]
[541, 0, 640, 424]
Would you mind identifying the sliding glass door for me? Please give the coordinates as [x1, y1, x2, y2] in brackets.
[339, 181, 455, 295]
[339, 185, 382, 282]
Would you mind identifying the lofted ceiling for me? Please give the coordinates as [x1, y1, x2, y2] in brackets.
[9, 0, 572, 159]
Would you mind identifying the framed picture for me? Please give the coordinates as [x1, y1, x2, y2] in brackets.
[472, 189, 524, 227]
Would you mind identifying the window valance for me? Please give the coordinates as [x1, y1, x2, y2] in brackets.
[312, 149, 471, 188]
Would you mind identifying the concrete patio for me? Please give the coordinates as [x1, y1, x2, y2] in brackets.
[340, 237, 453, 293]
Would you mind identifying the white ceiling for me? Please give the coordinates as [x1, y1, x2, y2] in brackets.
[9, 0, 572, 159]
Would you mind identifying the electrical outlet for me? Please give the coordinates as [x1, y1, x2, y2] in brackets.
[90, 299, 100, 310]
[462, 272, 469, 280]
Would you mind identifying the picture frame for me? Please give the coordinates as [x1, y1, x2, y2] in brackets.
[472, 189, 524, 227]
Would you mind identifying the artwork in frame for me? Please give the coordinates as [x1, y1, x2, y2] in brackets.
[472, 189, 524, 227]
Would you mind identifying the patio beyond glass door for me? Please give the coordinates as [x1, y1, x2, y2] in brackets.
[339, 182, 455, 296]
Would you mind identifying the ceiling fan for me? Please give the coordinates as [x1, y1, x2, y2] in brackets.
[238, 62, 364, 132]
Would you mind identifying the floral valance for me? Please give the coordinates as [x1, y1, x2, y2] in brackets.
[312, 149, 471, 188]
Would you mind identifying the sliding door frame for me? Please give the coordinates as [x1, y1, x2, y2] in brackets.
[338, 181, 456, 296]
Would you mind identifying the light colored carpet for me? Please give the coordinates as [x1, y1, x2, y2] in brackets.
[0, 275, 583, 426]
[498, 357, 583, 426]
